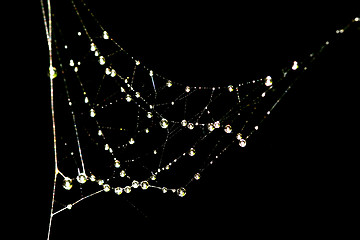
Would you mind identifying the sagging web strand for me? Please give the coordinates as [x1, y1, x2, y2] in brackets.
[44, 0, 359, 239]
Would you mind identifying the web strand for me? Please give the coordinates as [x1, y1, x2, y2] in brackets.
[41, 0, 58, 240]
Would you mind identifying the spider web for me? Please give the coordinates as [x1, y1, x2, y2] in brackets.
[52, 0, 287, 200]
[43, 0, 359, 238]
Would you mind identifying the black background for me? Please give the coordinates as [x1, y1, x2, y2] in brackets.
[41, 1, 359, 239]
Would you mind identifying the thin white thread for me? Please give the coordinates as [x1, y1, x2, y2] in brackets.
[53, 189, 105, 216]
[41, 0, 57, 239]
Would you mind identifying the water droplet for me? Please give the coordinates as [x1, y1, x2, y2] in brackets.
[140, 181, 149, 190]
[114, 187, 123, 195]
[265, 76, 272, 87]
[207, 123, 215, 132]
[132, 180, 139, 188]
[194, 173, 201, 180]
[239, 139, 247, 147]
[124, 186, 132, 193]
[99, 56, 106, 65]
[188, 148, 196, 156]
[177, 187, 186, 197]
[160, 118, 169, 128]
[49, 66, 57, 80]
[103, 31, 109, 39]
[62, 178, 73, 190]
[103, 184, 111, 192]
[76, 173, 87, 184]
[224, 124, 232, 133]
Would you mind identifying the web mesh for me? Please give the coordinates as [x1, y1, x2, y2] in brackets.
[42, 0, 359, 238]
[52, 0, 289, 197]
